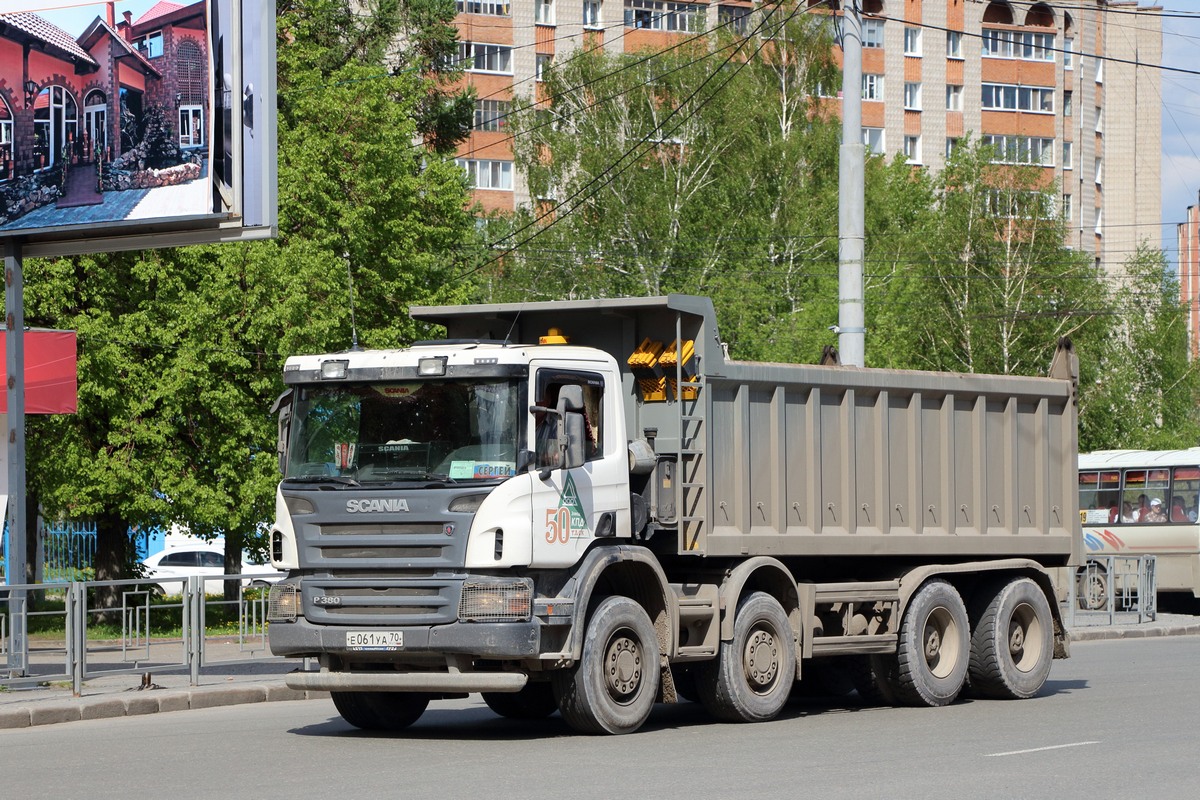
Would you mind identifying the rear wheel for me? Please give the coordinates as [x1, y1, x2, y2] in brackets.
[882, 580, 970, 707]
[331, 691, 429, 731]
[695, 592, 795, 722]
[552, 596, 660, 735]
[969, 578, 1054, 699]
[482, 682, 558, 720]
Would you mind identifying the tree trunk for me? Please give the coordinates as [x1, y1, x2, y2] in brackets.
[223, 531, 243, 602]
[93, 509, 131, 621]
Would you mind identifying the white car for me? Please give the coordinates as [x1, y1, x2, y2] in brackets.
[140, 544, 283, 596]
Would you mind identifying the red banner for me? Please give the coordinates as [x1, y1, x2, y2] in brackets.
[0, 330, 78, 414]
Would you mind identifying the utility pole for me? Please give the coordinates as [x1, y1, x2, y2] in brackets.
[838, 0, 866, 367]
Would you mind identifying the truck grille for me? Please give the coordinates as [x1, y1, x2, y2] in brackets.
[297, 522, 466, 570]
[302, 578, 461, 626]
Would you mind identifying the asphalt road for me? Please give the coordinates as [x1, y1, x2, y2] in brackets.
[3, 636, 1199, 800]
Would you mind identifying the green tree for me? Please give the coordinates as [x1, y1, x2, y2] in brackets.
[492, 12, 841, 361]
[19, 0, 480, 601]
[1078, 245, 1200, 451]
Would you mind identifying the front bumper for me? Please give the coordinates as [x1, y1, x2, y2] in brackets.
[268, 615, 542, 660]
[285, 668, 529, 694]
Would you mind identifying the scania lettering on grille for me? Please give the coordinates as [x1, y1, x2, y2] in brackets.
[346, 498, 410, 513]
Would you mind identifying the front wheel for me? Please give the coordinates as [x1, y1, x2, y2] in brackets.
[552, 596, 660, 735]
[695, 591, 795, 722]
[331, 691, 429, 731]
[969, 578, 1054, 700]
[483, 682, 558, 720]
[1076, 564, 1109, 611]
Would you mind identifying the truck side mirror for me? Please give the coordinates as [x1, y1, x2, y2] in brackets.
[271, 390, 293, 474]
[562, 411, 586, 470]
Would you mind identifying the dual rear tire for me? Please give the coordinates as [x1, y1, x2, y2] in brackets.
[869, 577, 1054, 707]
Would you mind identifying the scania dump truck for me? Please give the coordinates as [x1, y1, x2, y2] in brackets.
[267, 295, 1080, 734]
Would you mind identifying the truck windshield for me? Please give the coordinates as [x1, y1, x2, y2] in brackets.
[285, 379, 523, 483]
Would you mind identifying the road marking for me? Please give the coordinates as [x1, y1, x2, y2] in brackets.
[985, 742, 1100, 757]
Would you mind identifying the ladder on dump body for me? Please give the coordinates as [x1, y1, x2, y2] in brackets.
[673, 333, 706, 554]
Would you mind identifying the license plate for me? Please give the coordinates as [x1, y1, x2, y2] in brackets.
[345, 630, 404, 650]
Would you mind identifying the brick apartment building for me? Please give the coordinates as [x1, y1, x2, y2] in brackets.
[447, 0, 1162, 275]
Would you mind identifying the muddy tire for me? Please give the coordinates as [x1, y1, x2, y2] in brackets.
[883, 580, 970, 707]
[552, 596, 660, 735]
[482, 682, 558, 719]
[969, 578, 1054, 700]
[331, 691, 429, 731]
[695, 592, 795, 722]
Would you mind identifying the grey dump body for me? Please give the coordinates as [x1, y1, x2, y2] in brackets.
[412, 294, 1079, 568]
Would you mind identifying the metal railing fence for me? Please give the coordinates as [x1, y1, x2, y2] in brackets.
[1067, 553, 1157, 627]
[2, 572, 281, 695]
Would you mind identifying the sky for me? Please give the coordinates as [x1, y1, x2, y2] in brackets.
[1161, 7, 1200, 266]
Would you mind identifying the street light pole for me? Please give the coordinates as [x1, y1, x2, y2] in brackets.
[838, 0, 866, 367]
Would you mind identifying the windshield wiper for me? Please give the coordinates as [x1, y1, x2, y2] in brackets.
[283, 475, 361, 487]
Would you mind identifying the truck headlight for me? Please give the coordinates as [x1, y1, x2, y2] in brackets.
[458, 579, 533, 622]
[268, 583, 299, 622]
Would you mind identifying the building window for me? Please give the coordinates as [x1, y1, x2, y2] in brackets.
[32, 85, 78, 170]
[1062, 193, 1072, 222]
[474, 100, 511, 131]
[178, 106, 204, 148]
[904, 27, 922, 57]
[1064, 37, 1074, 69]
[862, 74, 884, 101]
[458, 158, 514, 190]
[718, 4, 751, 35]
[1064, 90, 1072, 117]
[904, 135, 922, 164]
[946, 137, 961, 159]
[0, 97, 12, 181]
[82, 90, 106, 159]
[535, 0, 555, 25]
[536, 53, 553, 81]
[982, 29, 1054, 61]
[1094, 157, 1102, 186]
[863, 18, 884, 49]
[624, 0, 706, 32]
[457, 0, 511, 15]
[946, 30, 963, 59]
[862, 127, 885, 155]
[983, 135, 1056, 166]
[1095, 208, 1103, 236]
[981, 83, 1054, 113]
[1096, 59, 1103, 84]
[1063, 141, 1073, 170]
[134, 30, 163, 58]
[458, 42, 513, 74]
[904, 82, 922, 110]
[584, 0, 602, 27]
[946, 84, 962, 111]
[1095, 106, 1103, 133]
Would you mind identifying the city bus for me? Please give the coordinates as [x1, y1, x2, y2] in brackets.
[1078, 449, 1200, 608]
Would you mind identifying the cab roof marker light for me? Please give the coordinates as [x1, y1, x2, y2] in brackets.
[320, 359, 349, 380]
[418, 356, 448, 376]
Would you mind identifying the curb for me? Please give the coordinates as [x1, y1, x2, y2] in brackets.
[0, 682, 329, 730]
[1069, 623, 1200, 642]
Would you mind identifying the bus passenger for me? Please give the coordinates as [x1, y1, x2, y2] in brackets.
[1120, 501, 1136, 523]
[1170, 496, 1190, 523]
[1144, 498, 1167, 523]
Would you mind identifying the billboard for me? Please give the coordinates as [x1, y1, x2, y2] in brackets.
[0, 0, 276, 256]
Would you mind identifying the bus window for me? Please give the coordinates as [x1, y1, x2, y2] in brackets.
[1172, 467, 1200, 522]
[1079, 470, 1121, 523]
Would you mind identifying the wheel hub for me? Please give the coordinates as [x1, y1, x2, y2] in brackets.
[744, 629, 779, 688]
[606, 634, 642, 698]
[924, 627, 942, 660]
[1008, 624, 1026, 655]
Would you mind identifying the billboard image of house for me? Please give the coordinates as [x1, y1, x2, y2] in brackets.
[0, 0, 275, 250]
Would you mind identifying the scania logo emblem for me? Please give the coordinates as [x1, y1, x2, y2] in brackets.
[346, 498, 410, 513]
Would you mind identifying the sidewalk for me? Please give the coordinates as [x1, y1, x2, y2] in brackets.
[3, 615, 1199, 730]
